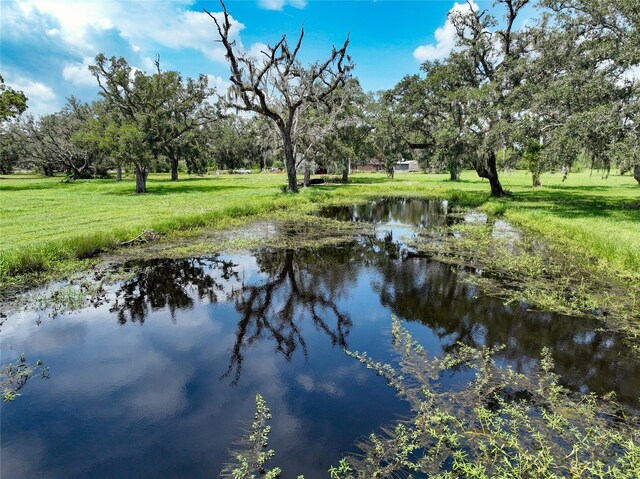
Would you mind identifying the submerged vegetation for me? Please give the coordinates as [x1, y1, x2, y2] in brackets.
[415, 216, 640, 340]
[1, 354, 49, 402]
[226, 318, 640, 478]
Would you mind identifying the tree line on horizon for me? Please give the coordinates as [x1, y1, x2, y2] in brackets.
[1, 0, 638, 194]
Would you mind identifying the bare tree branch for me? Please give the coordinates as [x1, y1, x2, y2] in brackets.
[205, 0, 352, 191]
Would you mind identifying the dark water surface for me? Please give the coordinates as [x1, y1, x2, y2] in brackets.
[2, 198, 638, 478]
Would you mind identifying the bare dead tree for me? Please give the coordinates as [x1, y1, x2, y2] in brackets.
[205, 0, 353, 192]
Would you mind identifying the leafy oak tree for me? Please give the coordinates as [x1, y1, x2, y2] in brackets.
[386, 60, 478, 182]
[88, 54, 214, 192]
[293, 80, 370, 185]
[321, 80, 374, 183]
[387, 1, 535, 193]
[19, 101, 98, 179]
[443, 0, 538, 196]
[537, 0, 640, 184]
[0, 75, 27, 122]
[502, 0, 634, 185]
[0, 122, 25, 174]
[0, 75, 28, 174]
[369, 92, 413, 179]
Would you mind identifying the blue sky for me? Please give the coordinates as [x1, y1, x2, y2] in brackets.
[1, 0, 494, 116]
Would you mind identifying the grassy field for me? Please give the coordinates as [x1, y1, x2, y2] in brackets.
[1, 170, 639, 289]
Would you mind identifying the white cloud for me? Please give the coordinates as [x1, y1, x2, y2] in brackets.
[62, 57, 97, 86]
[247, 42, 270, 63]
[16, 0, 117, 52]
[5, 73, 58, 116]
[413, 1, 478, 63]
[12, 1, 245, 63]
[119, 8, 244, 63]
[1, 1, 253, 116]
[206, 74, 231, 94]
[258, 0, 307, 11]
[141, 56, 157, 72]
[2, 1, 43, 40]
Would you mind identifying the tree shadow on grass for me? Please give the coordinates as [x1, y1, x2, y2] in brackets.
[141, 175, 288, 195]
[0, 179, 74, 192]
[507, 186, 640, 220]
[0, 175, 274, 194]
[345, 175, 394, 185]
[104, 182, 256, 196]
[299, 175, 393, 193]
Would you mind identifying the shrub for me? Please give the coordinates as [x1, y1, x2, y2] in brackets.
[225, 317, 640, 478]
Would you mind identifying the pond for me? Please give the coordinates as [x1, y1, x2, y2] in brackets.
[2, 198, 639, 478]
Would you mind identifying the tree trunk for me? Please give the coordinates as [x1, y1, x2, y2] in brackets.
[135, 165, 148, 193]
[43, 165, 54, 177]
[341, 159, 350, 183]
[170, 154, 179, 181]
[116, 166, 122, 181]
[475, 151, 505, 197]
[387, 166, 395, 179]
[488, 176, 505, 196]
[532, 170, 542, 188]
[634, 164, 640, 186]
[449, 161, 460, 182]
[282, 130, 298, 192]
[303, 162, 311, 187]
[70, 164, 89, 180]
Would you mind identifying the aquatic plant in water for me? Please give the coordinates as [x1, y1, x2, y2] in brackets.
[224, 317, 640, 478]
[1, 353, 49, 402]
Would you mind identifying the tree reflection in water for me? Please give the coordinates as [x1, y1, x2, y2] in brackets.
[107, 234, 640, 403]
[319, 197, 453, 229]
[110, 257, 238, 324]
[224, 248, 357, 385]
[373, 254, 640, 405]
[110, 250, 361, 386]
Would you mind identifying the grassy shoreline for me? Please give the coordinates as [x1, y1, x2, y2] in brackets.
[1, 170, 638, 292]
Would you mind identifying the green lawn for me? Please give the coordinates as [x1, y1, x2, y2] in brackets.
[1, 170, 638, 287]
